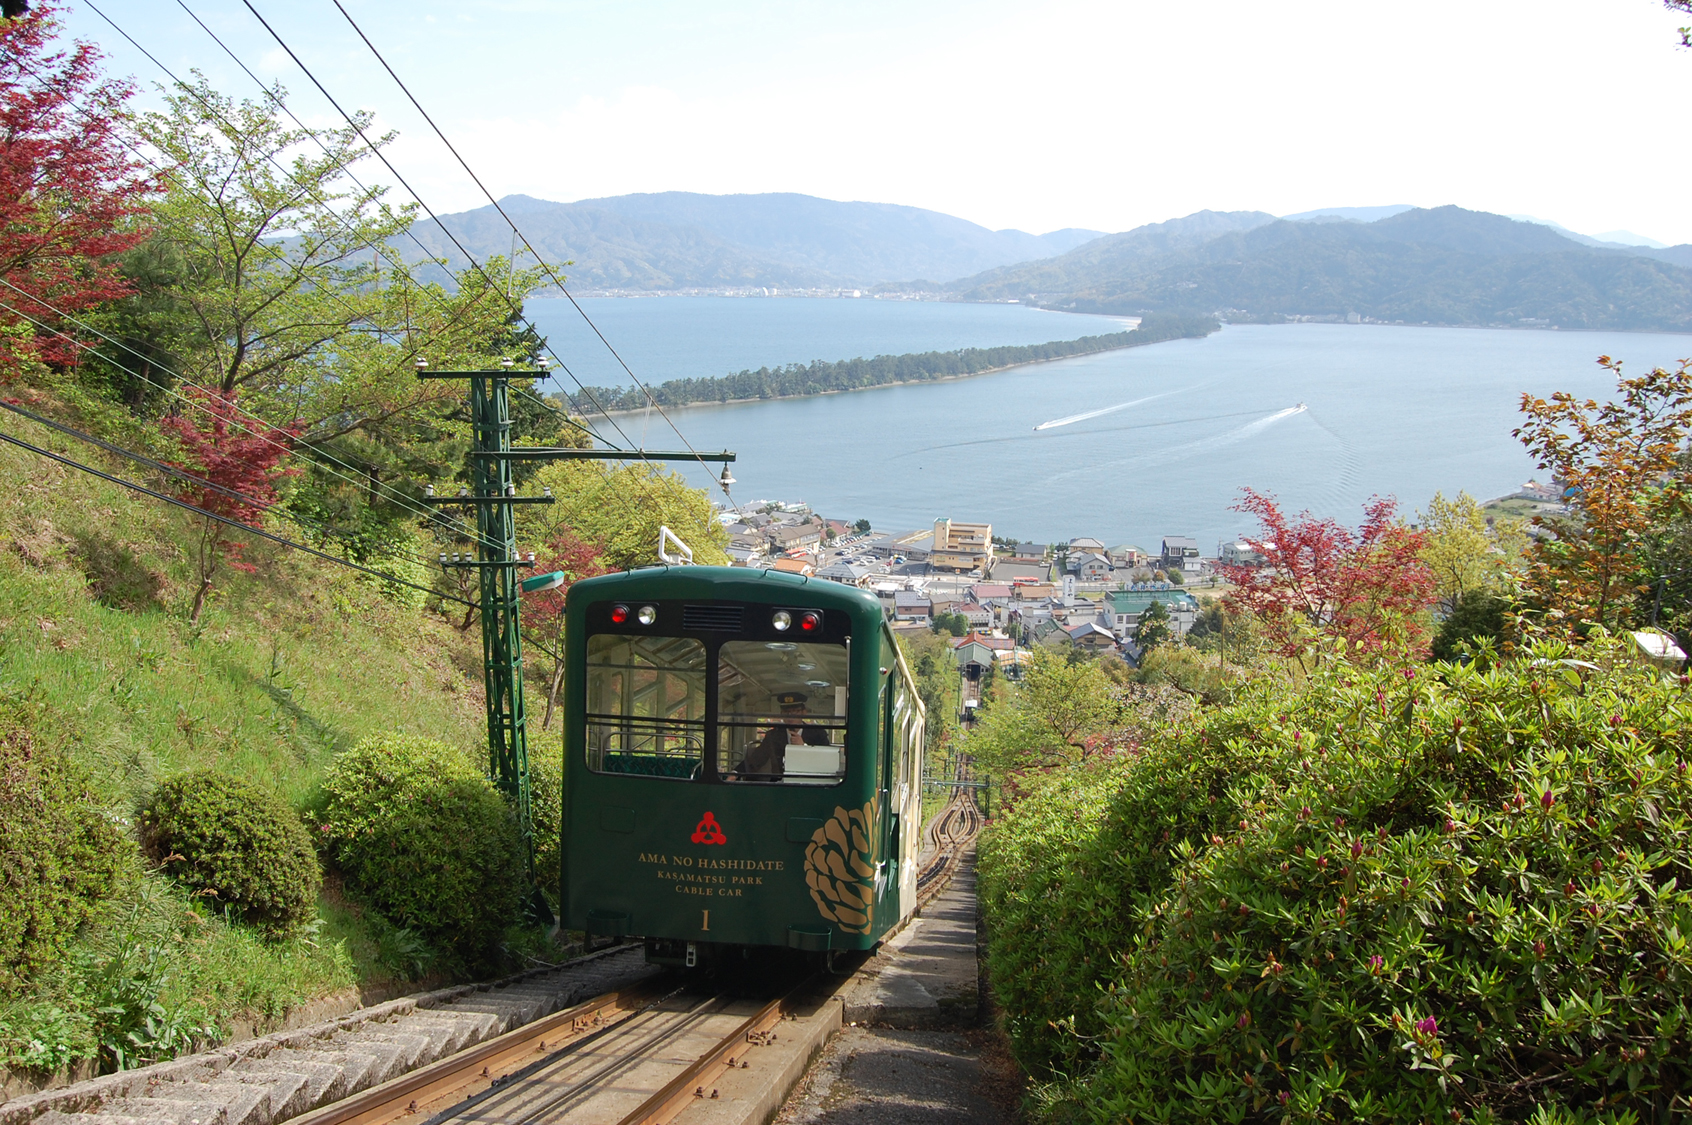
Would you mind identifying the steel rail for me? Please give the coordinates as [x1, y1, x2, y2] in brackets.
[611, 984, 802, 1125]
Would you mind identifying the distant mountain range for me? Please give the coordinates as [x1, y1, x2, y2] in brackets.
[949, 206, 1692, 332]
[403, 192, 1102, 290]
[403, 192, 1692, 332]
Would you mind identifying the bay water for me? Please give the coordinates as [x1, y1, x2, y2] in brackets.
[525, 297, 1692, 551]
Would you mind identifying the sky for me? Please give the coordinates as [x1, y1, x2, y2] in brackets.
[56, 0, 1692, 244]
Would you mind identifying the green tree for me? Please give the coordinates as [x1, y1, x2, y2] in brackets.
[931, 611, 968, 637]
[522, 460, 727, 570]
[1135, 600, 1172, 651]
[1515, 358, 1692, 632]
[963, 648, 1121, 774]
[1417, 490, 1524, 615]
[854, 518, 871, 533]
[1163, 568, 1184, 585]
[133, 76, 548, 437]
[1430, 589, 1511, 663]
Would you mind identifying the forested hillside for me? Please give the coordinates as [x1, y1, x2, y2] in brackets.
[956, 205, 1692, 330]
[404, 191, 1102, 290]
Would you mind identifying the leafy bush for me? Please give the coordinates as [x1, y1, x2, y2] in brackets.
[529, 748, 562, 909]
[980, 639, 1692, 1122]
[319, 734, 523, 971]
[1431, 590, 1511, 662]
[1, 703, 132, 991]
[140, 770, 321, 938]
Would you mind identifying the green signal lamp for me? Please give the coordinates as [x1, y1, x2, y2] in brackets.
[521, 571, 567, 594]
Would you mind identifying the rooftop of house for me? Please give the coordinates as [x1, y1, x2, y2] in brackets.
[1162, 536, 1200, 551]
[954, 632, 1013, 650]
[1104, 589, 1200, 612]
[768, 557, 814, 575]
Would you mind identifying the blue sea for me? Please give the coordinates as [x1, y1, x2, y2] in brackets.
[525, 296, 1692, 551]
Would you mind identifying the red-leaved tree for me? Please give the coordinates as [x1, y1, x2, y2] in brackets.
[0, 4, 156, 369]
[1220, 488, 1436, 659]
[161, 388, 301, 621]
[519, 528, 609, 729]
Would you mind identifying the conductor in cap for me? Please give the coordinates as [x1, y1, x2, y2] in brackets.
[737, 691, 829, 780]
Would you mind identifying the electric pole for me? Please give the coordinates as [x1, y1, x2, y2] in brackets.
[418, 358, 736, 913]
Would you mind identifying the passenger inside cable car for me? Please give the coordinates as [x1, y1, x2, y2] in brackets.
[735, 691, 830, 781]
[718, 642, 848, 785]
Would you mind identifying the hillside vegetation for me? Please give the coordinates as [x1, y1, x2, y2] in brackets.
[0, 10, 724, 1081]
[404, 191, 1103, 291]
[0, 400, 500, 1074]
[955, 206, 1692, 331]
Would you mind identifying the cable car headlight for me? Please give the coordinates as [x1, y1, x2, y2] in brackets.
[799, 611, 821, 633]
[610, 604, 630, 624]
[637, 605, 657, 626]
[772, 610, 792, 631]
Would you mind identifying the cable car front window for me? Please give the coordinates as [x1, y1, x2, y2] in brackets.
[717, 641, 848, 785]
[585, 634, 707, 780]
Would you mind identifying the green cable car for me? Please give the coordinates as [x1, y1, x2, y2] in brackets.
[560, 565, 925, 966]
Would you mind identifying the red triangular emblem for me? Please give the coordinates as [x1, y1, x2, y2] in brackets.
[691, 811, 727, 845]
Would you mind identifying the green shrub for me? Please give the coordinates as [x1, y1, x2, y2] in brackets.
[320, 734, 523, 971]
[0, 704, 132, 991]
[1431, 590, 1511, 662]
[529, 749, 562, 908]
[140, 771, 322, 939]
[981, 639, 1692, 1122]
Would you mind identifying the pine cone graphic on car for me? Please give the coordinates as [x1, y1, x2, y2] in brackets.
[804, 801, 879, 934]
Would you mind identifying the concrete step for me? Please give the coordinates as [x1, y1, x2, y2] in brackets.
[208, 1068, 310, 1125]
[398, 1013, 494, 1056]
[228, 1056, 344, 1116]
[335, 1032, 432, 1076]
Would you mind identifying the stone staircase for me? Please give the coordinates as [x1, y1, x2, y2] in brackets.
[2, 946, 654, 1125]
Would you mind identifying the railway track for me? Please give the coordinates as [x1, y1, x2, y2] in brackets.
[914, 791, 983, 904]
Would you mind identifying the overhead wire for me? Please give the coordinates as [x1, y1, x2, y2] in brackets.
[164, 0, 615, 453]
[54, 2, 615, 567]
[0, 293, 473, 576]
[0, 277, 498, 555]
[0, 42, 511, 552]
[230, 0, 649, 461]
[321, 0, 744, 516]
[16, 3, 715, 582]
[74, 0, 610, 488]
[223, 0, 715, 530]
[0, 421, 473, 608]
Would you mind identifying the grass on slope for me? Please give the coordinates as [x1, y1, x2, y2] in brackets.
[0, 403, 496, 1071]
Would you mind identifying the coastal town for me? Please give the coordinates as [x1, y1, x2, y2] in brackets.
[717, 505, 1242, 669]
[718, 477, 1574, 678]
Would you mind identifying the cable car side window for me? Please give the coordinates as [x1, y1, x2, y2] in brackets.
[585, 634, 707, 780]
[716, 641, 848, 785]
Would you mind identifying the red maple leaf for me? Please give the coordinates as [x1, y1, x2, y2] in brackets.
[1220, 488, 1436, 658]
[0, 4, 158, 369]
[161, 387, 301, 618]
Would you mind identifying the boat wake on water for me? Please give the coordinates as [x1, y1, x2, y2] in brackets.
[1034, 391, 1174, 431]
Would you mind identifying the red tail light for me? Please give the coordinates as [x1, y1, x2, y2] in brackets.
[799, 611, 821, 632]
[610, 604, 629, 624]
